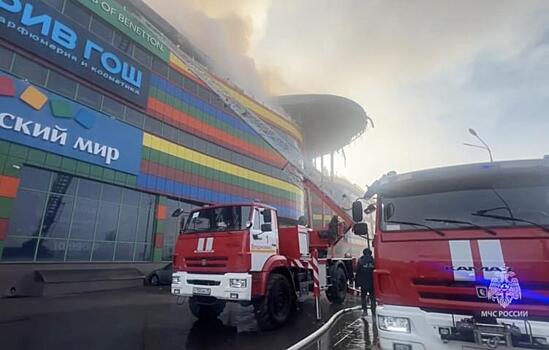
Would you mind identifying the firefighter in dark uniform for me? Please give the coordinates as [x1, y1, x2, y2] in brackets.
[355, 248, 375, 315]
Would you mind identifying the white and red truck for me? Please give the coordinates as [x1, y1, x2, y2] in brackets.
[170, 179, 369, 329]
[352, 158, 549, 350]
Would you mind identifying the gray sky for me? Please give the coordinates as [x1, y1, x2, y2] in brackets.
[148, 0, 549, 188]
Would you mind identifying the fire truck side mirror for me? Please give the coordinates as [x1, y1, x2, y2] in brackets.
[354, 222, 368, 236]
[352, 201, 364, 222]
[171, 208, 184, 217]
[364, 204, 377, 215]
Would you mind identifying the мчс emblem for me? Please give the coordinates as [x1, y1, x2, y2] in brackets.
[487, 271, 522, 308]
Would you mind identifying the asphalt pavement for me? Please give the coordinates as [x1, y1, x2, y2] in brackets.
[0, 286, 372, 350]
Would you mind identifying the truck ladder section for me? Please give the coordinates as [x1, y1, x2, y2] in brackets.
[131, 9, 351, 222]
[167, 42, 351, 222]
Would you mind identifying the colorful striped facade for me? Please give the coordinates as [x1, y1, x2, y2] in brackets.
[0, 0, 307, 264]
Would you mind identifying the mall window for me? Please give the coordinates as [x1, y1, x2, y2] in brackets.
[134, 45, 152, 68]
[169, 67, 183, 86]
[124, 109, 146, 129]
[46, 70, 77, 99]
[144, 116, 163, 135]
[76, 84, 102, 110]
[101, 96, 125, 119]
[1, 167, 156, 262]
[12, 55, 48, 86]
[63, 1, 91, 29]
[183, 76, 198, 94]
[152, 57, 169, 78]
[0, 46, 14, 72]
[42, 0, 64, 12]
[90, 16, 114, 43]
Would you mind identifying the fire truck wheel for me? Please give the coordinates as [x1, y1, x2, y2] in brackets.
[326, 266, 347, 304]
[188, 297, 225, 321]
[254, 273, 293, 330]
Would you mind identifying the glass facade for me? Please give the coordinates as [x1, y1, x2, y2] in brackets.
[1, 167, 155, 262]
[163, 199, 197, 261]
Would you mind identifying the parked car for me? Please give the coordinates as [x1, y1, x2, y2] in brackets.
[147, 263, 173, 286]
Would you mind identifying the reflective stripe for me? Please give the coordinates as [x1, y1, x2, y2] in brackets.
[205, 237, 214, 252]
[449, 240, 475, 281]
[478, 240, 506, 280]
[196, 238, 205, 252]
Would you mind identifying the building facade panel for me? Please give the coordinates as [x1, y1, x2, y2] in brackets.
[0, 0, 309, 267]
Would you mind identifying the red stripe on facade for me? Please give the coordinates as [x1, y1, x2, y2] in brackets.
[140, 160, 294, 208]
[147, 97, 287, 168]
[154, 233, 164, 248]
[0, 176, 20, 199]
[0, 218, 8, 240]
[156, 204, 167, 220]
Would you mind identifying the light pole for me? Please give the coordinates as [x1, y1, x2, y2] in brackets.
[464, 128, 493, 162]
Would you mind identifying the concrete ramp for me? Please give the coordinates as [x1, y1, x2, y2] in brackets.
[4, 268, 145, 297]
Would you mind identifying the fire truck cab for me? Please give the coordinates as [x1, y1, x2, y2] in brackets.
[353, 158, 549, 350]
[171, 202, 359, 329]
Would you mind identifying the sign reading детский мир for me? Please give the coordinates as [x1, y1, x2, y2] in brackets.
[0, 0, 150, 108]
[0, 73, 143, 175]
[76, 0, 170, 62]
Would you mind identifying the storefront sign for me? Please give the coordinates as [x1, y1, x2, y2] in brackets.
[0, 74, 143, 175]
[77, 0, 170, 61]
[0, 0, 150, 107]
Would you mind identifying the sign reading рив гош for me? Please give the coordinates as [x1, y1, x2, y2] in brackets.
[0, 0, 150, 107]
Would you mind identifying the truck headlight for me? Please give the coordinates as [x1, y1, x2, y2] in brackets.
[172, 276, 180, 283]
[229, 279, 247, 288]
[378, 316, 411, 333]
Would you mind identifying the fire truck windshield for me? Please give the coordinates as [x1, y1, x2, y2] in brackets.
[183, 206, 252, 233]
[380, 182, 549, 232]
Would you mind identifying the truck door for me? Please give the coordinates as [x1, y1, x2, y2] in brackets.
[250, 208, 278, 271]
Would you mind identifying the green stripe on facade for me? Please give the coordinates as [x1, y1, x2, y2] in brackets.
[0, 197, 13, 219]
[0, 142, 138, 188]
[153, 248, 163, 262]
[143, 147, 298, 203]
[150, 87, 274, 151]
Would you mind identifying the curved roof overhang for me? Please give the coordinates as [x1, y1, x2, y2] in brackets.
[277, 94, 368, 158]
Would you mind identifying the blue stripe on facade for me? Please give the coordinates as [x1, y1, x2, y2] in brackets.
[137, 173, 299, 218]
[150, 75, 259, 136]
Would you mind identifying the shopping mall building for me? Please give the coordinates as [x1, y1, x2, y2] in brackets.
[0, 0, 368, 296]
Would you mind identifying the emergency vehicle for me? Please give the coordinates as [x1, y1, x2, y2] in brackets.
[170, 180, 369, 330]
[353, 158, 549, 350]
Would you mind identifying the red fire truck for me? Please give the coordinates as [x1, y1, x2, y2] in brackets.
[352, 158, 549, 350]
[170, 180, 368, 330]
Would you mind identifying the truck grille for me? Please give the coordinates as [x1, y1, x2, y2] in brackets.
[185, 256, 228, 268]
[187, 279, 221, 286]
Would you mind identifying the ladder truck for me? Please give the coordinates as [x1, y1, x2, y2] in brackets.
[170, 179, 369, 330]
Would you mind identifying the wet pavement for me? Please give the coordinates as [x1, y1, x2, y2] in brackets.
[299, 310, 379, 350]
[0, 286, 374, 350]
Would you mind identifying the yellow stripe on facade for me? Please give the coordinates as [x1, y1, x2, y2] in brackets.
[143, 133, 302, 196]
[216, 81, 303, 143]
[313, 214, 331, 221]
[169, 52, 196, 77]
